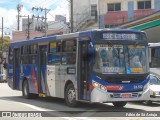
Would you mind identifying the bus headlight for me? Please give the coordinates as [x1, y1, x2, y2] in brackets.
[100, 85, 106, 91]
[92, 80, 106, 91]
[93, 81, 99, 88]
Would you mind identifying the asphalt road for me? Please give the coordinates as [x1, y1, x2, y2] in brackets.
[0, 83, 160, 120]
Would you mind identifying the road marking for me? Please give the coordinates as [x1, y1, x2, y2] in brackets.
[19, 102, 50, 111]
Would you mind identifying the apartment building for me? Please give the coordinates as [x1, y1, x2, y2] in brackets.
[71, 0, 160, 31]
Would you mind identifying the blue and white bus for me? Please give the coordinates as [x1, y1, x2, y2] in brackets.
[148, 43, 160, 77]
[7, 29, 150, 107]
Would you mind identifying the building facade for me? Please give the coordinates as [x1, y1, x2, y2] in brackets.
[71, 0, 160, 31]
[55, 15, 66, 23]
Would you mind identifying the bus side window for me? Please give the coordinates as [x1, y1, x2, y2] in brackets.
[9, 47, 13, 65]
[57, 42, 61, 52]
[62, 40, 76, 64]
[62, 40, 76, 52]
[48, 41, 61, 65]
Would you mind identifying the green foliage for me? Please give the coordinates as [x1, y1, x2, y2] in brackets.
[0, 37, 11, 52]
[0, 37, 11, 63]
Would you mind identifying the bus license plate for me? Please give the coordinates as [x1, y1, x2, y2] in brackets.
[121, 93, 132, 98]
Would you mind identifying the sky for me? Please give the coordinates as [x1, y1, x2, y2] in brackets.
[0, 0, 69, 31]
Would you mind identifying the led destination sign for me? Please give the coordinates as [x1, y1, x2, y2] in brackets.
[94, 31, 144, 41]
[103, 33, 137, 40]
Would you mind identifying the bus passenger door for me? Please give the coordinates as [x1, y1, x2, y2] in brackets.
[13, 48, 20, 89]
[77, 40, 90, 100]
[38, 45, 47, 94]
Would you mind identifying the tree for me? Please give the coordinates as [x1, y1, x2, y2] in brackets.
[0, 37, 11, 64]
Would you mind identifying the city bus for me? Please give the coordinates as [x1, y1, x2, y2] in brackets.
[148, 43, 160, 77]
[7, 29, 150, 107]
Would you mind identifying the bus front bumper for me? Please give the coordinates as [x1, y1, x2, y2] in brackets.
[90, 88, 150, 103]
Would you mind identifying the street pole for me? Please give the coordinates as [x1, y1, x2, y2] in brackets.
[2, 17, 3, 43]
[20, 15, 32, 40]
[28, 15, 30, 40]
[17, 4, 23, 31]
[0, 17, 3, 77]
[70, 0, 73, 32]
[44, 8, 47, 37]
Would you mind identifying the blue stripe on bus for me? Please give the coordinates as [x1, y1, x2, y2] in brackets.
[90, 73, 149, 92]
[9, 36, 57, 47]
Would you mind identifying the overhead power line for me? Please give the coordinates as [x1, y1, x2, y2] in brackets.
[32, 7, 50, 36]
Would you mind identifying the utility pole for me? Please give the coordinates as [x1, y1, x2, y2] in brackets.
[20, 15, 32, 40]
[32, 7, 50, 36]
[2, 17, 3, 43]
[0, 17, 3, 76]
[27, 15, 31, 40]
[70, 0, 73, 32]
[17, 4, 23, 31]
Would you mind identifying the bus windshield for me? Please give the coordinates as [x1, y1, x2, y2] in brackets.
[93, 44, 148, 74]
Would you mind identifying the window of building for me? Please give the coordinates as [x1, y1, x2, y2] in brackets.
[91, 5, 97, 16]
[108, 3, 121, 11]
[138, 0, 151, 9]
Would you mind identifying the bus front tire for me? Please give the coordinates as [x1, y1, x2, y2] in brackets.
[65, 84, 77, 107]
[112, 102, 127, 107]
[143, 100, 152, 105]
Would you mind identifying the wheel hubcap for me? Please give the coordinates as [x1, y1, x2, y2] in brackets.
[67, 88, 75, 103]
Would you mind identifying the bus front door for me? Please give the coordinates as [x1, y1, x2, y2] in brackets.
[13, 48, 20, 89]
[38, 45, 47, 94]
[78, 40, 90, 101]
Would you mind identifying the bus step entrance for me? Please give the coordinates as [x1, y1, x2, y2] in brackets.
[39, 93, 47, 97]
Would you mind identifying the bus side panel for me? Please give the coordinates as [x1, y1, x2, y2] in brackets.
[21, 65, 38, 94]
[40, 65, 48, 94]
[15, 66, 20, 89]
[60, 65, 77, 98]
[8, 64, 14, 89]
[46, 65, 76, 98]
[30, 65, 38, 94]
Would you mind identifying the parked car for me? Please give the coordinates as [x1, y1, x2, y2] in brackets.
[143, 74, 160, 105]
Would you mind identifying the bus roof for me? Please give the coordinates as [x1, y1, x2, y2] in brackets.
[9, 28, 143, 47]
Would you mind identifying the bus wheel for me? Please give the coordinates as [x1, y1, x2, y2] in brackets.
[65, 84, 77, 107]
[22, 80, 32, 99]
[143, 100, 152, 105]
[112, 102, 127, 107]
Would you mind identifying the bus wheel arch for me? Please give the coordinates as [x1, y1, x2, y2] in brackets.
[64, 80, 77, 107]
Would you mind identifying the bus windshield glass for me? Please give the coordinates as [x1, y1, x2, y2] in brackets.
[93, 44, 148, 74]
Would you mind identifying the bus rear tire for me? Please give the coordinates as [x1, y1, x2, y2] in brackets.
[65, 84, 77, 107]
[22, 80, 37, 99]
[112, 102, 127, 107]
